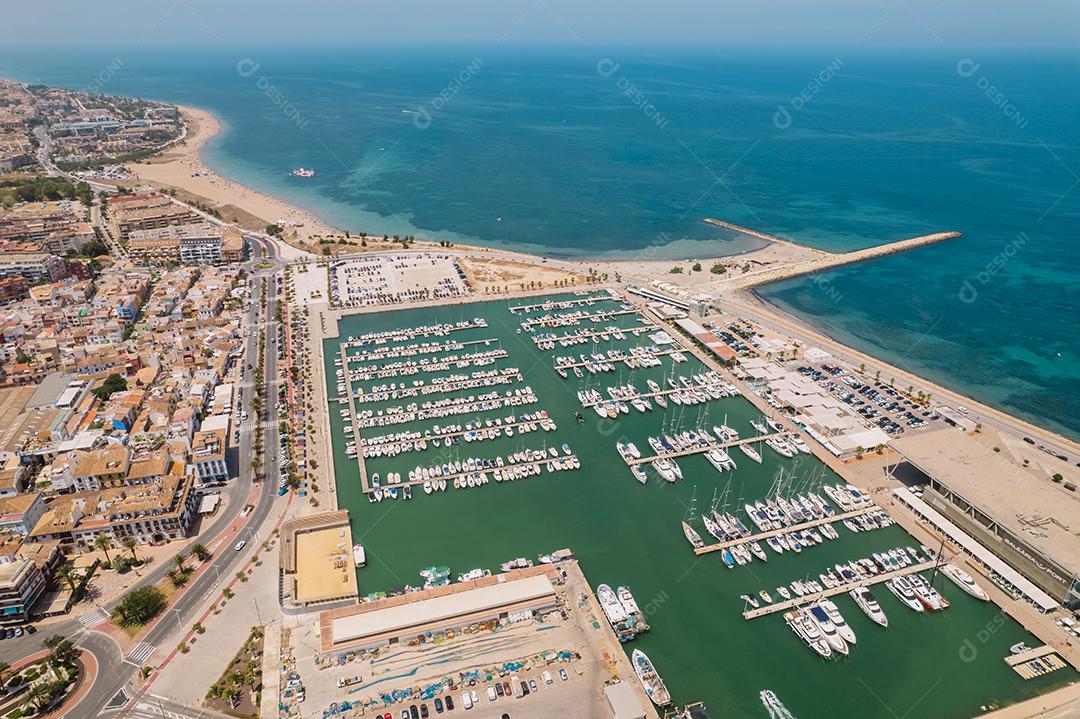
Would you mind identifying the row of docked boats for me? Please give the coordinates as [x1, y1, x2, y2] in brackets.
[596, 583, 650, 641]
[353, 387, 539, 429]
[352, 367, 520, 404]
[553, 345, 668, 377]
[508, 292, 609, 316]
[822, 483, 874, 512]
[361, 411, 557, 457]
[344, 347, 508, 382]
[519, 305, 635, 332]
[532, 323, 651, 350]
[339, 337, 468, 366]
[341, 317, 486, 348]
[783, 598, 859, 658]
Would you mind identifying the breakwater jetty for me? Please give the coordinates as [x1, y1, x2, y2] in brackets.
[703, 218, 962, 290]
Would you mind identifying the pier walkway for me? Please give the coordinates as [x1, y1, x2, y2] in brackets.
[509, 291, 616, 313]
[694, 506, 878, 555]
[627, 432, 783, 466]
[1006, 645, 1058, 667]
[579, 381, 735, 408]
[742, 560, 937, 619]
[352, 371, 523, 405]
[361, 415, 554, 450]
[521, 308, 639, 331]
[556, 348, 682, 372]
[342, 337, 501, 364]
[533, 322, 657, 347]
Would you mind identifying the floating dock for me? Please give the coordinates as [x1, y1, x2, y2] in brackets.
[742, 560, 938, 619]
[1005, 645, 1068, 679]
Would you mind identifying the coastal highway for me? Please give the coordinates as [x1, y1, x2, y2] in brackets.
[5, 235, 285, 719]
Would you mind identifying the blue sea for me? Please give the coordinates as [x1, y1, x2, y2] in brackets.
[2, 46, 1077, 438]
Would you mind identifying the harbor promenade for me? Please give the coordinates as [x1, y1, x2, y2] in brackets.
[742, 559, 938, 619]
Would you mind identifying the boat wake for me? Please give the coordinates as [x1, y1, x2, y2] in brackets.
[760, 689, 797, 719]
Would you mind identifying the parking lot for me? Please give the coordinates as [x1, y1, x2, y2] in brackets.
[797, 363, 941, 436]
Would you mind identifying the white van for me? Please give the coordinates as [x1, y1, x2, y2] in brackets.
[461, 691, 472, 710]
[542, 670, 553, 685]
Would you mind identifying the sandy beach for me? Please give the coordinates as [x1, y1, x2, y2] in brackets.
[128, 106, 341, 247]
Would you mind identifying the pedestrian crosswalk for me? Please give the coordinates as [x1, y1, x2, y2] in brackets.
[127, 642, 156, 664]
[76, 607, 109, 627]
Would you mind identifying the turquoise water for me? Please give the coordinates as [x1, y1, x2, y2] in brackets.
[322, 293, 1074, 718]
[2, 47, 1077, 436]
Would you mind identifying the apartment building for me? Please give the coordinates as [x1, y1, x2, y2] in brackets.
[0, 253, 67, 284]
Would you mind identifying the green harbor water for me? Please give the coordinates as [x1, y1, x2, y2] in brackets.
[324, 292, 1075, 718]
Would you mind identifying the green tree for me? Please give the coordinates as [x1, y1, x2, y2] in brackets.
[710, 263, 726, 275]
[113, 585, 166, 627]
[191, 543, 211, 561]
[92, 373, 127, 402]
[122, 536, 139, 564]
[55, 561, 79, 594]
[43, 635, 79, 668]
[0, 660, 9, 692]
[167, 569, 190, 588]
[691, 262, 702, 272]
[94, 533, 113, 565]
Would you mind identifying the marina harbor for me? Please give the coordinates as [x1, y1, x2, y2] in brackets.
[324, 290, 1078, 719]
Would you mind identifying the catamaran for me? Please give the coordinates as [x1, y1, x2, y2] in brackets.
[940, 564, 990, 601]
[632, 649, 672, 706]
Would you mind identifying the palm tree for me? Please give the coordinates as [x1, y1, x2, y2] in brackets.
[55, 561, 79, 594]
[173, 551, 187, 572]
[20, 682, 47, 712]
[191, 544, 210, 562]
[94, 534, 113, 565]
[122, 536, 139, 564]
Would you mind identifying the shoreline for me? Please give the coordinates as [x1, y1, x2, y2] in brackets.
[130, 105, 1078, 456]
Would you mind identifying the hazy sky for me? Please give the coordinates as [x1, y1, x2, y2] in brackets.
[2, 0, 1078, 49]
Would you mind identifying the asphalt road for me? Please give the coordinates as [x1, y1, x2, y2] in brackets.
[4, 235, 285, 719]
